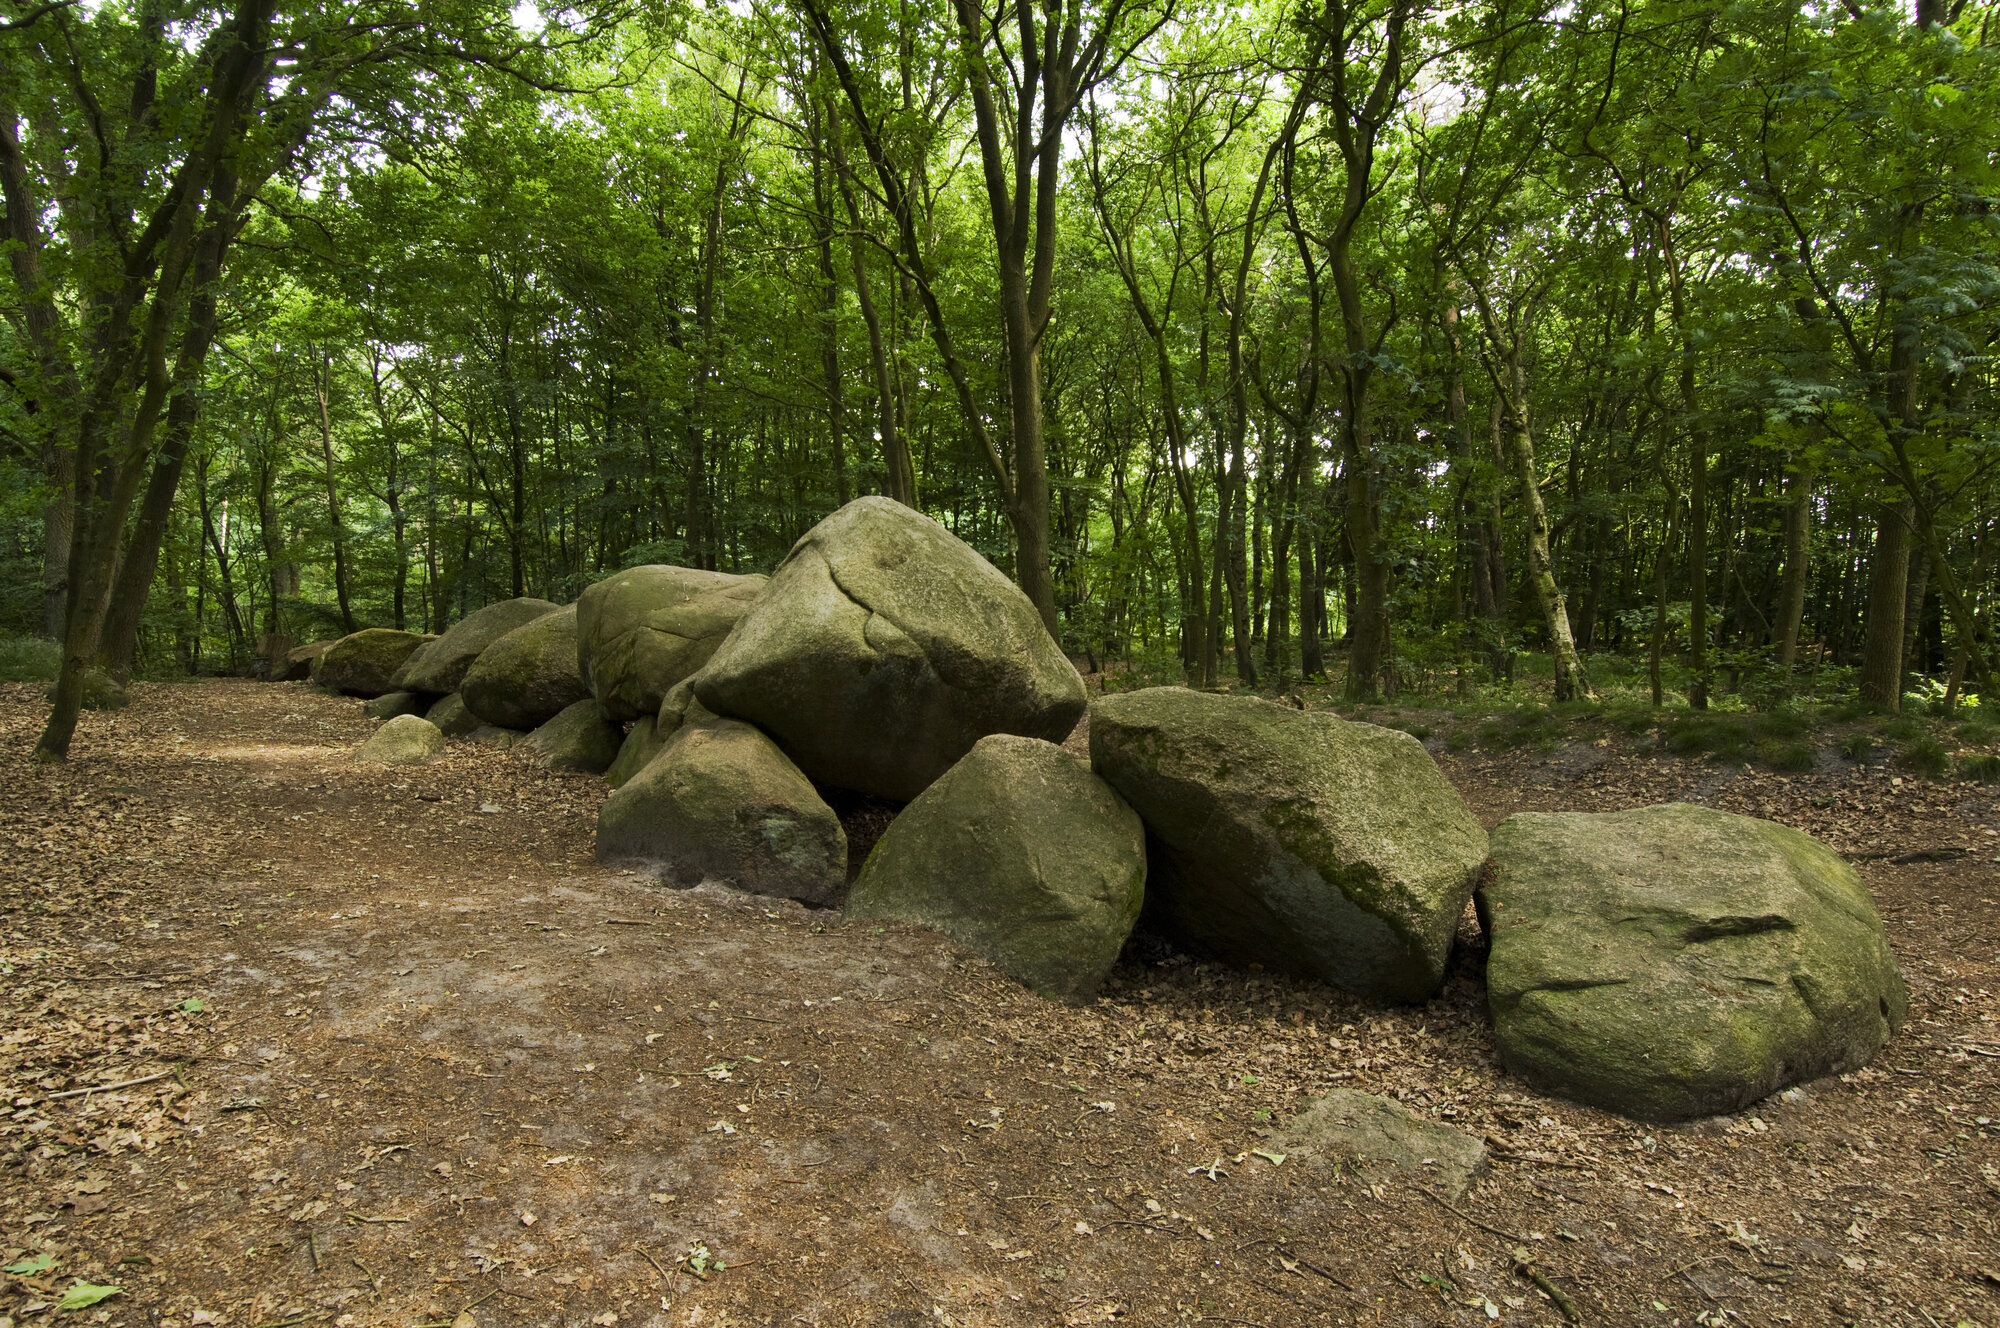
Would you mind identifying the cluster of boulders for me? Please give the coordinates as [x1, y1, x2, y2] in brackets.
[312, 496, 1906, 1126]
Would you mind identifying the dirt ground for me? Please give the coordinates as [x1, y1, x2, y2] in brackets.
[0, 679, 1995, 1328]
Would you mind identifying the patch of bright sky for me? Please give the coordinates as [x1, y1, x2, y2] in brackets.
[512, 0, 545, 35]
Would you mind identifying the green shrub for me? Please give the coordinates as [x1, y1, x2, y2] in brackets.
[1444, 728, 1469, 753]
[0, 636, 61, 683]
[1400, 722, 1433, 741]
[1838, 733, 1874, 761]
[1897, 737, 1950, 779]
[1759, 739, 1816, 773]
[1960, 753, 2000, 783]
[1833, 698, 1875, 723]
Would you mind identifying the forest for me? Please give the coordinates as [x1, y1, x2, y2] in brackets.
[3, 0, 1998, 759]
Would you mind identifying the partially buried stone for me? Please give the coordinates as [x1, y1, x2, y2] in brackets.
[356, 714, 444, 765]
[596, 716, 846, 905]
[847, 735, 1145, 1003]
[1275, 1089, 1489, 1201]
[1088, 687, 1487, 1002]
[691, 497, 1085, 801]
[466, 724, 526, 749]
[525, 700, 622, 774]
[1481, 803, 1908, 1122]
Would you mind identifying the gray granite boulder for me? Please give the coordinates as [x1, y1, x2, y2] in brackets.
[691, 497, 1085, 801]
[847, 735, 1145, 1003]
[1482, 803, 1908, 1122]
[577, 567, 766, 723]
[1089, 688, 1487, 1002]
[460, 604, 589, 730]
[392, 598, 560, 695]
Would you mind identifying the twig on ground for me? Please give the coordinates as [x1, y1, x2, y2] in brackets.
[634, 1246, 672, 1282]
[1416, 1187, 1526, 1244]
[43, 1071, 172, 1101]
[1515, 1260, 1584, 1324]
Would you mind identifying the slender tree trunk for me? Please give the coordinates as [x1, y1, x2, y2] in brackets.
[1773, 443, 1818, 669]
[314, 353, 358, 632]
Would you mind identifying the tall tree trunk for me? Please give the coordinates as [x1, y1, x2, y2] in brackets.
[1857, 498, 1915, 708]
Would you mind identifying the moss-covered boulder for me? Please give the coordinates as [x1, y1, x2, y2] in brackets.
[525, 699, 623, 774]
[277, 639, 332, 682]
[847, 735, 1144, 1003]
[597, 717, 846, 905]
[312, 629, 433, 697]
[424, 692, 482, 738]
[1088, 688, 1487, 1003]
[1482, 803, 1908, 1122]
[578, 567, 767, 723]
[460, 604, 588, 730]
[362, 690, 429, 721]
[691, 497, 1085, 801]
[355, 714, 445, 765]
[393, 598, 560, 695]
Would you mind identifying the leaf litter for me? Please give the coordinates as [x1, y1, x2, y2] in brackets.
[0, 679, 1992, 1326]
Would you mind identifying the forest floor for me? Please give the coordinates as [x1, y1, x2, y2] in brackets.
[0, 679, 1996, 1328]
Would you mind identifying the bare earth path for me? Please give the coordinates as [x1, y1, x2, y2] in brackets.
[0, 680, 1995, 1328]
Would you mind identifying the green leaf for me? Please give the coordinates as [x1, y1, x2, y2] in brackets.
[180, 998, 204, 1013]
[5, 1253, 55, 1275]
[57, 1281, 123, 1310]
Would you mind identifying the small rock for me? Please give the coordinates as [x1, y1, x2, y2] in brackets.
[355, 715, 445, 766]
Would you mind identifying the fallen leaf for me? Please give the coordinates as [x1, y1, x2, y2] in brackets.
[56, 1280, 123, 1310]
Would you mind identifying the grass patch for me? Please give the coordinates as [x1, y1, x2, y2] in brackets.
[1881, 715, 1925, 742]
[1960, 753, 2000, 783]
[1663, 714, 1754, 762]
[1753, 707, 1811, 740]
[1956, 719, 1998, 746]
[1838, 733, 1875, 762]
[1758, 739, 1817, 773]
[0, 636, 60, 683]
[1897, 737, 1951, 779]
[1476, 706, 1563, 750]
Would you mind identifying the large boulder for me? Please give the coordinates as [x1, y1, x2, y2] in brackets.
[355, 714, 445, 765]
[597, 717, 846, 905]
[312, 629, 433, 697]
[424, 692, 481, 738]
[847, 735, 1146, 1003]
[525, 699, 623, 774]
[1481, 803, 1908, 1122]
[1088, 688, 1488, 1002]
[690, 497, 1086, 802]
[578, 567, 767, 723]
[393, 598, 561, 695]
[460, 604, 589, 731]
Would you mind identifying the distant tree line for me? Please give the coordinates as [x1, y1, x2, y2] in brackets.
[3, 0, 1996, 759]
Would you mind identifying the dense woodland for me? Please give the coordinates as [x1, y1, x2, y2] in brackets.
[3, 0, 1997, 759]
